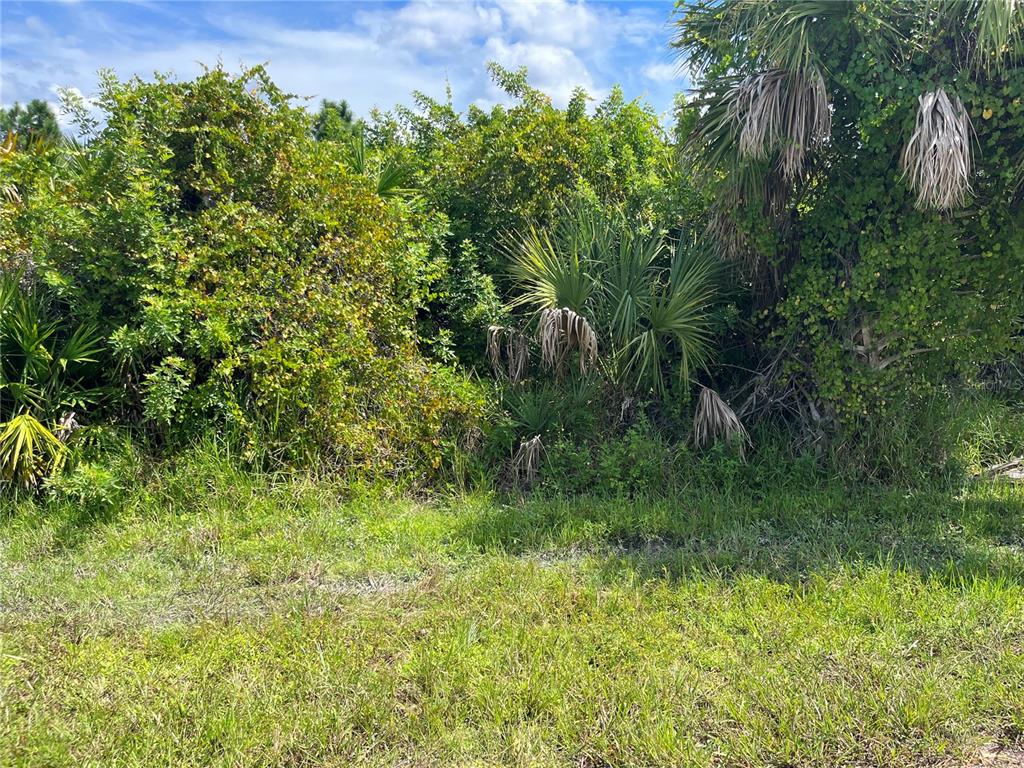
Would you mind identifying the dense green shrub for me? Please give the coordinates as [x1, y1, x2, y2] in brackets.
[370, 65, 704, 364]
[1, 66, 481, 479]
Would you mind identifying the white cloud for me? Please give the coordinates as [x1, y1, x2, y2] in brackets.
[496, 0, 600, 47]
[359, 0, 503, 53]
[643, 61, 681, 83]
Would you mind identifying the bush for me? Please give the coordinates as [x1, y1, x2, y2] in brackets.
[2, 66, 482, 481]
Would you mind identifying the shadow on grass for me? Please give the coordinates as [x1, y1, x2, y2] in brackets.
[0, 493, 122, 547]
[453, 481, 1024, 586]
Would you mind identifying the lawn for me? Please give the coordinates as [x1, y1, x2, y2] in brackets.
[2, 449, 1023, 767]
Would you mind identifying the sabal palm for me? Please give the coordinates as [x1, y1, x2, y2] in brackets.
[504, 207, 718, 395]
[674, 0, 1024, 212]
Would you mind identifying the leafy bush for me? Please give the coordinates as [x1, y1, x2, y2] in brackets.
[3, 66, 481, 480]
[371, 65, 703, 363]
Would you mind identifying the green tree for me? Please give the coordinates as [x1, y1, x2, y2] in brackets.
[0, 100, 61, 145]
[311, 98, 357, 142]
[674, 0, 1024, 441]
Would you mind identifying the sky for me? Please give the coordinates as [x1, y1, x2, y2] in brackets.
[0, 0, 688, 131]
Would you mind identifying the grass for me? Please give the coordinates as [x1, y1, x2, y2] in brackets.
[2, 445, 1023, 767]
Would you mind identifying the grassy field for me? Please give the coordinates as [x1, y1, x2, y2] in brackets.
[2, 447, 1023, 767]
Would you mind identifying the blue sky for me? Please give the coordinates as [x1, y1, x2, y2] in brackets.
[0, 0, 688, 129]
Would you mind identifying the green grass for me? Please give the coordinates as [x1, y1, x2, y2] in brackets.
[2, 447, 1023, 767]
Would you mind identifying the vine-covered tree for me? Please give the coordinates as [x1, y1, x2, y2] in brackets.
[674, 0, 1024, 450]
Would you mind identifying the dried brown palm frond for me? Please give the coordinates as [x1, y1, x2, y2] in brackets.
[693, 386, 751, 456]
[537, 307, 598, 376]
[1, 183, 20, 205]
[730, 66, 830, 180]
[707, 210, 753, 269]
[486, 325, 529, 383]
[0, 131, 16, 158]
[513, 434, 543, 489]
[900, 88, 973, 210]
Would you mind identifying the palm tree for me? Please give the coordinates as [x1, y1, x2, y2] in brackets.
[672, 0, 1024, 438]
[673, 0, 1024, 214]
[498, 205, 719, 398]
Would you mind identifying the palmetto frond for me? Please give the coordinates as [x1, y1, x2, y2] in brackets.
[973, 0, 1024, 69]
[0, 413, 66, 488]
[512, 434, 543, 489]
[507, 225, 595, 314]
[691, 66, 831, 183]
[602, 241, 718, 395]
[486, 325, 529, 383]
[674, 0, 849, 79]
[537, 307, 598, 376]
[0, 274, 106, 481]
[605, 232, 661, 347]
[900, 88, 973, 210]
[502, 209, 720, 394]
[693, 386, 750, 455]
[931, 0, 1024, 73]
[344, 128, 415, 198]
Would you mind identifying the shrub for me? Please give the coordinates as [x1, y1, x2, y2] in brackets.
[4, 66, 481, 480]
[371, 65, 702, 363]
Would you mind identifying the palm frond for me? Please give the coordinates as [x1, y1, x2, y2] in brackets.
[932, 0, 1024, 73]
[693, 386, 750, 455]
[730, 67, 831, 180]
[0, 413, 66, 488]
[974, 0, 1024, 70]
[900, 88, 973, 210]
[374, 156, 415, 198]
[604, 232, 660, 347]
[486, 325, 529, 383]
[673, 0, 850, 78]
[512, 434, 543, 489]
[537, 307, 598, 376]
[507, 225, 594, 313]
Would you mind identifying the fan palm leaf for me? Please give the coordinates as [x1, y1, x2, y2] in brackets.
[507, 225, 594, 313]
[693, 386, 750, 455]
[0, 413, 66, 488]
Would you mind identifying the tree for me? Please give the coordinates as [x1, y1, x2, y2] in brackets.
[673, 0, 1024, 441]
[0, 100, 61, 144]
[311, 98, 356, 142]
